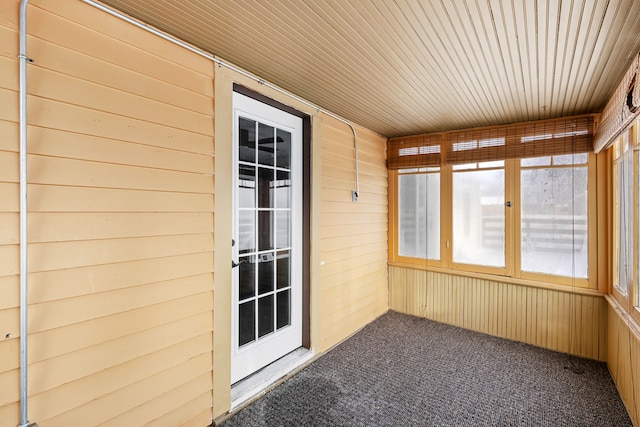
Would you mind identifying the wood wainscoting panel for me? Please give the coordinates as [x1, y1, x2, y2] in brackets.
[607, 298, 640, 425]
[389, 266, 607, 361]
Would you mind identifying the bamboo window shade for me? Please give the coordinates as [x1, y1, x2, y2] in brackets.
[388, 114, 596, 169]
[593, 52, 640, 153]
[387, 133, 442, 169]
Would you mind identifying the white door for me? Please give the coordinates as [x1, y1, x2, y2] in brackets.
[231, 92, 303, 384]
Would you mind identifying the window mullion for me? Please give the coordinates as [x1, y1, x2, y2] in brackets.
[510, 158, 521, 278]
[633, 144, 640, 312]
[442, 163, 453, 269]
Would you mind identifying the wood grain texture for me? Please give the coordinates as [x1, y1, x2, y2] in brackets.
[96, 0, 640, 138]
[28, 333, 212, 423]
[389, 265, 607, 361]
[318, 114, 389, 352]
[0, 1, 215, 426]
[607, 297, 640, 426]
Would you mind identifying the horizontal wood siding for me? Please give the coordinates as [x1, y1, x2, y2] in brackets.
[319, 115, 388, 352]
[607, 298, 640, 426]
[389, 266, 607, 361]
[0, 1, 214, 426]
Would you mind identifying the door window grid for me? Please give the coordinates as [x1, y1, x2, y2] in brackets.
[238, 117, 293, 347]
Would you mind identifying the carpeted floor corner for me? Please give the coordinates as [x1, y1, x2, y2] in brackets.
[220, 311, 631, 427]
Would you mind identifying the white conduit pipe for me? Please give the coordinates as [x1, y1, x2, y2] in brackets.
[18, 1, 37, 426]
[82, 0, 360, 202]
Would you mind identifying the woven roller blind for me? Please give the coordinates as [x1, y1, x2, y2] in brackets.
[388, 115, 595, 169]
[388, 133, 442, 169]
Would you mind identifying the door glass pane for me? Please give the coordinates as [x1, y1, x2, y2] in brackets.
[258, 123, 275, 166]
[258, 211, 273, 251]
[258, 254, 274, 295]
[238, 255, 255, 300]
[258, 295, 274, 338]
[276, 211, 290, 249]
[276, 250, 290, 289]
[277, 290, 290, 329]
[239, 118, 256, 163]
[238, 211, 255, 253]
[453, 168, 505, 267]
[239, 301, 255, 346]
[238, 165, 255, 208]
[521, 166, 588, 278]
[276, 129, 291, 168]
[258, 167, 274, 208]
[276, 170, 291, 209]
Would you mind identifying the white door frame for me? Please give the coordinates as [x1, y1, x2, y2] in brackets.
[231, 92, 303, 384]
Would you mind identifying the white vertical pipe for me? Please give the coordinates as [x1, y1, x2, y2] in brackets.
[18, 1, 34, 426]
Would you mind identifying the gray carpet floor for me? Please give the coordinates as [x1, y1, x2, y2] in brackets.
[220, 311, 632, 427]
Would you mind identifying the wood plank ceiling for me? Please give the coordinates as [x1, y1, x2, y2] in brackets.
[98, 0, 640, 137]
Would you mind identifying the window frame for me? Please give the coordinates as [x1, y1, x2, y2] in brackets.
[613, 135, 632, 298]
[634, 141, 640, 323]
[513, 153, 597, 288]
[449, 160, 512, 277]
[397, 167, 443, 263]
[610, 121, 640, 325]
[389, 168, 447, 269]
[388, 117, 600, 291]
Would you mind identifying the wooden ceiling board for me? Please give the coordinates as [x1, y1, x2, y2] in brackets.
[453, 0, 511, 122]
[331, 1, 441, 124]
[97, 0, 640, 138]
[581, 0, 640, 108]
[408, 0, 492, 126]
[380, 1, 451, 122]
[562, 0, 598, 115]
[310, 2, 426, 119]
[471, 0, 522, 123]
[232, 0, 420, 132]
[359, 2, 453, 125]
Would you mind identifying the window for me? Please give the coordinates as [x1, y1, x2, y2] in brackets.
[398, 168, 440, 260]
[452, 162, 504, 267]
[609, 121, 640, 317]
[614, 137, 634, 296]
[637, 148, 640, 305]
[520, 154, 588, 278]
[388, 115, 597, 289]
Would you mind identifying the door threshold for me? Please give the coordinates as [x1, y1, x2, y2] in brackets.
[230, 348, 314, 410]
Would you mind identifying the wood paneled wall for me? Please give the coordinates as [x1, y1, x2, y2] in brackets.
[0, 1, 214, 426]
[318, 115, 389, 352]
[607, 298, 640, 426]
[389, 266, 607, 361]
[1, 1, 392, 423]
